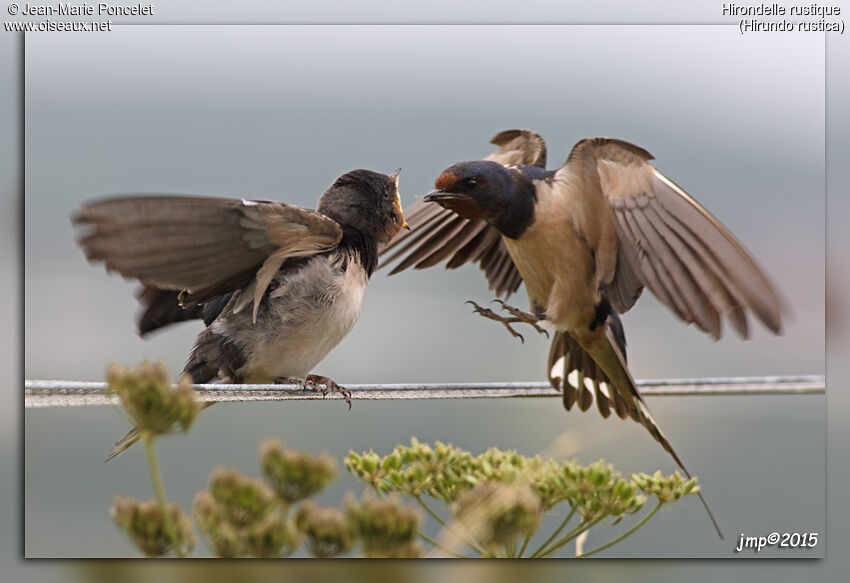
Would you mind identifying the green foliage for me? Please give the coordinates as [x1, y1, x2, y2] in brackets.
[207, 466, 280, 526]
[453, 482, 542, 553]
[104, 363, 702, 558]
[106, 362, 199, 436]
[345, 495, 423, 558]
[295, 502, 355, 558]
[633, 470, 700, 502]
[110, 496, 194, 557]
[343, 439, 648, 519]
[344, 438, 700, 557]
[261, 439, 337, 504]
[194, 468, 300, 558]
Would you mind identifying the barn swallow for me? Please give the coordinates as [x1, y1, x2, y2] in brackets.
[75, 169, 408, 457]
[381, 130, 784, 537]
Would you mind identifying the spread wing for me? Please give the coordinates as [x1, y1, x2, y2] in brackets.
[135, 286, 236, 336]
[74, 195, 343, 323]
[379, 129, 547, 297]
[135, 287, 202, 335]
[484, 129, 547, 168]
[561, 137, 783, 339]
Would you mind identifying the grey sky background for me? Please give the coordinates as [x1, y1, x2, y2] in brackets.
[4, 0, 843, 572]
[24, 25, 824, 384]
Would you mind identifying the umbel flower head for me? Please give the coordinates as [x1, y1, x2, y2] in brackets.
[194, 468, 301, 558]
[193, 489, 243, 558]
[345, 494, 423, 558]
[239, 511, 301, 558]
[295, 501, 356, 558]
[106, 362, 199, 435]
[452, 482, 542, 551]
[207, 466, 280, 526]
[111, 496, 195, 557]
[632, 471, 699, 503]
[260, 439, 337, 504]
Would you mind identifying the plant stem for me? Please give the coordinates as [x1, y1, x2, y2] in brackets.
[142, 431, 186, 558]
[414, 494, 486, 555]
[517, 531, 533, 558]
[577, 501, 664, 558]
[529, 504, 577, 558]
[534, 514, 606, 558]
[418, 532, 469, 558]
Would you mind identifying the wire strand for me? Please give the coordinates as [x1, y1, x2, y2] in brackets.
[24, 375, 824, 408]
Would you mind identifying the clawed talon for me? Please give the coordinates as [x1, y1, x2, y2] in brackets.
[465, 300, 526, 343]
[305, 374, 352, 410]
[465, 299, 549, 344]
[492, 300, 550, 338]
[275, 375, 352, 410]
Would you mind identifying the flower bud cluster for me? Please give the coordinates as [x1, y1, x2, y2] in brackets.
[295, 502, 355, 558]
[111, 496, 195, 557]
[106, 362, 199, 435]
[632, 471, 699, 504]
[344, 495, 423, 558]
[452, 482, 542, 552]
[345, 438, 703, 549]
[194, 466, 300, 557]
[260, 439, 337, 504]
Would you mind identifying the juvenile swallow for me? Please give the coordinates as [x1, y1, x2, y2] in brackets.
[75, 169, 408, 456]
[381, 130, 784, 536]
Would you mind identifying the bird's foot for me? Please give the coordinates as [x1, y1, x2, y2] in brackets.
[493, 300, 550, 338]
[465, 300, 549, 344]
[273, 375, 352, 410]
[305, 374, 352, 410]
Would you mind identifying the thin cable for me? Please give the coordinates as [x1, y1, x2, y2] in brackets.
[24, 375, 824, 408]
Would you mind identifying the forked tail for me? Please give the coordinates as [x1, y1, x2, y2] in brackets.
[551, 326, 723, 538]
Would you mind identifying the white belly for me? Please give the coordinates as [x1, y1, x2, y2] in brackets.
[218, 253, 369, 380]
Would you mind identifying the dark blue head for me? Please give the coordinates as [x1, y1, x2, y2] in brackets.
[424, 160, 536, 239]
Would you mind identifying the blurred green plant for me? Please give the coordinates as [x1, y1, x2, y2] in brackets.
[344, 438, 700, 558]
[260, 439, 337, 504]
[105, 363, 700, 558]
[295, 502, 355, 558]
[194, 467, 301, 558]
[345, 495, 424, 558]
[110, 497, 195, 557]
[107, 362, 200, 557]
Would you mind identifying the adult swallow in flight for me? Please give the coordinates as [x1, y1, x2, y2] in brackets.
[75, 169, 408, 456]
[381, 130, 784, 537]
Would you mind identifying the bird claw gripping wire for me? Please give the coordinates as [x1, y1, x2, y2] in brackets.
[275, 375, 352, 410]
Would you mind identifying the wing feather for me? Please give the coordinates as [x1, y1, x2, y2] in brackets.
[564, 138, 783, 338]
[415, 218, 486, 269]
[626, 204, 721, 336]
[486, 129, 548, 167]
[74, 195, 343, 322]
[380, 200, 523, 297]
[615, 206, 690, 320]
[393, 215, 470, 271]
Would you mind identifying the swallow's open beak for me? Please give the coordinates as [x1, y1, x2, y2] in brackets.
[423, 189, 468, 203]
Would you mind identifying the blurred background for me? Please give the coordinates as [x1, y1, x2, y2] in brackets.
[6, 0, 843, 576]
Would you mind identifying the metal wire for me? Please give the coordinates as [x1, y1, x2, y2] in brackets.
[24, 375, 824, 408]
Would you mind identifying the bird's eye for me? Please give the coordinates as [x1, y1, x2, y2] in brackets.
[465, 178, 478, 188]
